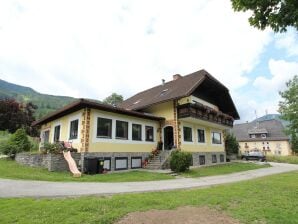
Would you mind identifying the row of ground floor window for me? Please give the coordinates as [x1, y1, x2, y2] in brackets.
[43, 116, 223, 146]
[82, 152, 226, 172]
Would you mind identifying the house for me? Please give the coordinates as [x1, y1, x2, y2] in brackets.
[33, 69, 239, 171]
[232, 119, 292, 156]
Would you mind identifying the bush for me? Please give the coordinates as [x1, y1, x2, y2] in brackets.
[0, 129, 31, 158]
[170, 150, 192, 172]
[43, 142, 64, 154]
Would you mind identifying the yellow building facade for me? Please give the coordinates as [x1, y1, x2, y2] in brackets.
[35, 70, 239, 170]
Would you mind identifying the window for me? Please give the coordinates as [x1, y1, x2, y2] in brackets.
[212, 154, 217, 163]
[97, 117, 112, 138]
[197, 129, 205, 143]
[43, 130, 50, 143]
[212, 132, 222, 144]
[145, 126, 154, 141]
[199, 155, 205, 165]
[53, 125, 60, 142]
[132, 124, 142, 141]
[250, 134, 256, 138]
[220, 154, 225, 162]
[183, 127, 192, 142]
[115, 157, 128, 170]
[69, 119, 79, 140]
[116, 120, 128, 139]
[131, 157, 142, 169]
[103, 158, 111, 171]
[261, 133, 267, 138]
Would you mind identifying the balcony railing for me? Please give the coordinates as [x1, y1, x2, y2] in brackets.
[177, 103, 234, 127]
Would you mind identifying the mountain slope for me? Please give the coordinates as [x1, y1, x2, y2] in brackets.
[0, 79, 77, 119]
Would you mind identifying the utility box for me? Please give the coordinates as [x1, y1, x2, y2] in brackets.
[84, 157, 98, 175]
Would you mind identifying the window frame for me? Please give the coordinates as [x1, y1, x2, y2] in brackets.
[183, 126, 193, 142]
[96, 117, 112, 139]
[115, 120, 129, 140]
[145, 126, 154, 142]
[211, 131, 222, 145]
[53, 125, 61, 142]
[69, 119, 79, 140]
[132, 123, 142, 141]
[197, 128, 205, 143]
[199, 155, 205, 165]
[115, 157, 128, 170]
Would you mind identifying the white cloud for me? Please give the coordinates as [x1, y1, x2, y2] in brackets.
[253, 59, 298, 94]
[0, 0, 272, 101]
[275, 29, 298, 56]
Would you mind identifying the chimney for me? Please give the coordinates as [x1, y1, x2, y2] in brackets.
[173, 74, 182, 80]
[162, 79, 165, 85]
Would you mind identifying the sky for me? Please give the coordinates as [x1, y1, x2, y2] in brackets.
[0, 0, 297, 123]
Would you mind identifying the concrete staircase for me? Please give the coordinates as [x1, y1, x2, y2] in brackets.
[145, 150, 172, 170]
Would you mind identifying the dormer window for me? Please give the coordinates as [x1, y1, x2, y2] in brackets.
[133, 99, 141, 105]
[250, 134, 256, 138]
[160, 89, 168, 96]
[261, 133, 267, 138]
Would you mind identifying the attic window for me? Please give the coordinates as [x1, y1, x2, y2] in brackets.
[160, 89, 168, 96]
[133, 99, 141, 105]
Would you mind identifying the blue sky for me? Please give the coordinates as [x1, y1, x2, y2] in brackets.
[0, 0, 297, 123]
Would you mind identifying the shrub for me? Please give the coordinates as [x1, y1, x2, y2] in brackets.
[0, 129, 31, 158]
[43, 142, 64, 154]
[170, 150, 192, 172]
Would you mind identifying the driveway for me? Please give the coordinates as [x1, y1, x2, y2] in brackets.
[0, 162, 297, 198]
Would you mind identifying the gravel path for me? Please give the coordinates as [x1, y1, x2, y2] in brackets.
[0, 162, 297, 198]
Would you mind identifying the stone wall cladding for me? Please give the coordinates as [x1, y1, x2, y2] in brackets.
[15, 152, 81, 172]
[81, 152, 150, 172]
[191, 151, 226, 166]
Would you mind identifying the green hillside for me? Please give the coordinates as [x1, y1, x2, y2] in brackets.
[0, 79, 77, 119]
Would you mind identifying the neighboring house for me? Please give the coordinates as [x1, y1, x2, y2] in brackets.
[33, 69, 239, 170]
[232, 119, 292, 156]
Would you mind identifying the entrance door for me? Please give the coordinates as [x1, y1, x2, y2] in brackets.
[163, 126, 174, 150]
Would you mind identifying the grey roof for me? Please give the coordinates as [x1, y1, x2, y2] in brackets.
[248, 128, 268, 134]
[231, 119, 289, 142]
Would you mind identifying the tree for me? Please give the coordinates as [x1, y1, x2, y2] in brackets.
[0, 129, 32, 158]
[0, 99, 38, 136]
[102, 93, 124, 106]
[231, 0, 298, 32]
[225, 133, 239, 155]
[279, 75, 298, 153]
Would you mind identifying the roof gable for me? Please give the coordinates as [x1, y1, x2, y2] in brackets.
[232, 119, 289, 141]
[119, 69, 239, 119]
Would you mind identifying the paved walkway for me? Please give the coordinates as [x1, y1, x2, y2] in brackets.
[0, 162, 297, 198]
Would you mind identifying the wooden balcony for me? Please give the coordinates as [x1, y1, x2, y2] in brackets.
[177, 103, 234, 127]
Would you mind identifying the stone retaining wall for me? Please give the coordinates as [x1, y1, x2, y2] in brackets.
[15, 152, 81, 172]
[15, 151, 226, 172]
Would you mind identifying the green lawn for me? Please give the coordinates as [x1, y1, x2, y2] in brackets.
[182, 162, 271, 178]
[0, 159, 271, 182]
[266, 155, 298, 164]
[0, 159, 174, 182]
[1, 171, 298, 224]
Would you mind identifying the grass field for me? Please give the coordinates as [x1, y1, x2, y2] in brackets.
[1, 171, 297, 224]
[0, 159, 270, 182]
[183, 162, 271, 177]
[0, 159, 174, 182]
[266, 155, 298, 164]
